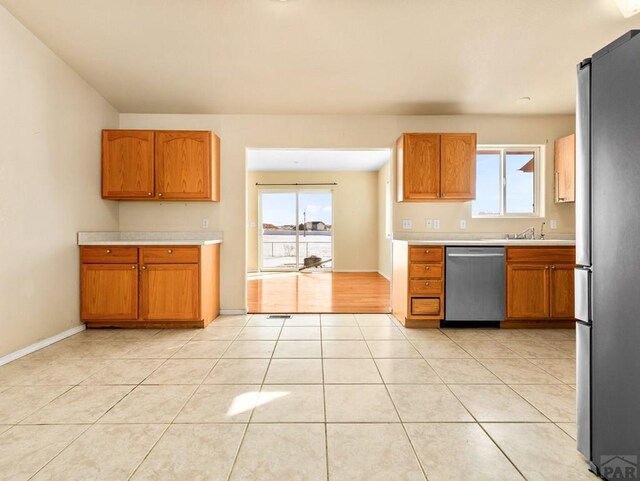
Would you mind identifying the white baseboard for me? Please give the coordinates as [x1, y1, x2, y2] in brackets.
[219, 309, 248, 315]
[378, 270, 391, 281]
[332, 269, 378, 273]
[0, 324, 86, 367]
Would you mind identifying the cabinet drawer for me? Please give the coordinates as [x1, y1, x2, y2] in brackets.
[506, 247, 575, 264]
[411, 298, 441, 315]
[409, 246, 443, 263]
[409, 263, 443, 279]
[80, 246, 138, 264]
[141, 247, 199, 264]
[410, 279, 443, 295]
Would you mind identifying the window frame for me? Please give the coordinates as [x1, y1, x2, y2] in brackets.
[472, 145, 542, 219]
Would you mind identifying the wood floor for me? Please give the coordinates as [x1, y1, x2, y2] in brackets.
[247, 272, 390, 313]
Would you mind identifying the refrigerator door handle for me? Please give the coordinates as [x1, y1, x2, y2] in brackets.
[576, 62, 592, 266]
[575, 267, 592, 323]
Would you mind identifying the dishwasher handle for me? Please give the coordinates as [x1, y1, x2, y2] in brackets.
[447, 253, 505, 258]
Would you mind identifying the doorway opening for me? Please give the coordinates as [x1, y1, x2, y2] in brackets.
[246, 148, 393, 314]
[259, 190, 333, 271]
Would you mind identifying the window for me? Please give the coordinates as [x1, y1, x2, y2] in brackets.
[472, 146, 540, 217]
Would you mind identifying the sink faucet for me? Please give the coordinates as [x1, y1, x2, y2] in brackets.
[540, 222, 546, 240]
[513, 227, 535, 239]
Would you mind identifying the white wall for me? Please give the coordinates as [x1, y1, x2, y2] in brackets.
[0, 6, 119, 357]
[246, 171, 380, 273]
[377, 162, 392, 279]
[118, 113, 575, 311]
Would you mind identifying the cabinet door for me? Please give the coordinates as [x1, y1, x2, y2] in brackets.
[555, 134, 575, 203]
[507, 264, 549, 318]
[403, 134, 441, 200]
[440, 133, 477, 200]
[155, 131, 213, 200]
[550, 264, 575, 319]
[102, 130, 154, 199]
[141, 264, 199, 320]
[81, 264, 138, 320]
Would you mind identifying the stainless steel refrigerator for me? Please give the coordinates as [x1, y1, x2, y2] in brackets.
[576, 30, 640, 479]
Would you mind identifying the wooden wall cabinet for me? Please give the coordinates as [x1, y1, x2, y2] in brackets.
[396, 133, 476, 202]
[392, 243, 444, 328]
[554, 134, 575, 203]
[80, 245, 220, 328]
[504, 247, 575, 328]
[102, 130, 220, 201]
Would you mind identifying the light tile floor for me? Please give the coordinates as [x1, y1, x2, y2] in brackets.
[0, 313, 598, 481]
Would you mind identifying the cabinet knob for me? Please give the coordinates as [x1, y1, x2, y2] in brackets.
[131, 265, 136, 269]
[550, 265, 556, 270]
[425, 250, 430, 254]
[158, 193, 163, 197]
[167, 249, 173, 254]
[425, 282, 430, 286]
[424, 266, 430, 270]
[147, 192, 152, 196]
[141, 266, 147, 270]
[106, 249, 111, 254]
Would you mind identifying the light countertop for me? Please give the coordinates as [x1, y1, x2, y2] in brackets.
[392, 233, 575, 247]
[78, 231, 223, 246]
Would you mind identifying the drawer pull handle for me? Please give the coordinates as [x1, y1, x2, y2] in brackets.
[106, 249, 111, 254]
[168, 249, 173, 254]
[425, 282, 430, 286]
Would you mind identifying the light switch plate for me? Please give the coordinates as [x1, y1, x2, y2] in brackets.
[201, 218, 209, 229]
[434, 219, 441, 230]
[425, 219, 433, 229]
[402, 219, 413, 229]
[459, 220, 467, 229]
[550, 219, 558, 230]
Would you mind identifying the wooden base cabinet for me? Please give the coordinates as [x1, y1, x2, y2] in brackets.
[504, 247, 575, 328]
[392, 242, 444, 328]
[80, 245, 220, 328]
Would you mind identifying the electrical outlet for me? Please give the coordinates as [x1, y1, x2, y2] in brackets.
[425, 219, 433, 229]
[434, 219, 441, 230]
[550, 219, 558, 230]
[402, 219, 413, 230]
[459, 219, 467, 230]
[201, 218, 209, 229]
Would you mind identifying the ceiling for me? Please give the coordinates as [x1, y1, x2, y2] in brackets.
[247, 149, 391, 172]
[2, 0, 639, 115]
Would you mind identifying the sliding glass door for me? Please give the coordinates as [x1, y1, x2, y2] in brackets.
[259, 190, 333, 271]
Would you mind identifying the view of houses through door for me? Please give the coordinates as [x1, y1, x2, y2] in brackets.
[259, 190, 333, 271]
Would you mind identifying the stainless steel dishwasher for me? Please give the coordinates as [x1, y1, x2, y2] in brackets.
[445, 247, 505, 322]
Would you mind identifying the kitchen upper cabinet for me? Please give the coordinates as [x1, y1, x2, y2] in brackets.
[554, 134, 575, 203]
[506, 264, 549, 318]
[399, 134, 440, 200]
[440, 134, 476, 200]
[102, 130, 220, 201]
[396, 132, 476, 202]
[155, 131, 219, 200]
[102, 130, 154, 199]
[81, 264, 139, 320]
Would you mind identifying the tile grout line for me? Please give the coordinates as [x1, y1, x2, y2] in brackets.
[225, 313, 281, 481]
[361, 314, 431, 481]
[320, 314, 330, 481]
